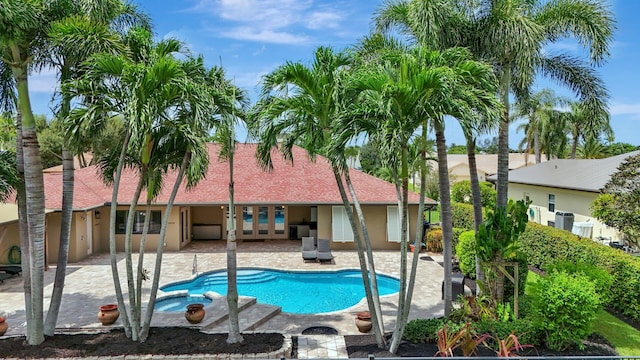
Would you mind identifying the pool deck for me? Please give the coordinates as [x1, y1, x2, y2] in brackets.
[0, 239, 446, 355]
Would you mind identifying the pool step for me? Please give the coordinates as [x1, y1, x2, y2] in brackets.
[194, 271, 278, 287]
[199, 296, 257, 330]
[203, 302, 282, 333]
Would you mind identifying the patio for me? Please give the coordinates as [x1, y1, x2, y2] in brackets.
[0, 239, 445, 338]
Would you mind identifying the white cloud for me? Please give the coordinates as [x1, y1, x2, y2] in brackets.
[188, 0, 344, 44]
[220, 27, 309, 44]
[306, 11, 342, 30]
[610, 102, 640, 117]
[29, 67, 58, 94]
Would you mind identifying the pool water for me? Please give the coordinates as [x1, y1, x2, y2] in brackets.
[159, 269, 399, 314]
[154, 294, 212, 312]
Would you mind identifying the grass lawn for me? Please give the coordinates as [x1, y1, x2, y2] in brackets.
[526, 271, 640, 355]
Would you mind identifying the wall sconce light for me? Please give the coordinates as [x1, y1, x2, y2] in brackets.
[94, 210, 101, 219]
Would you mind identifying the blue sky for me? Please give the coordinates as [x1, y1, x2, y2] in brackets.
[28, 0, 640, 148]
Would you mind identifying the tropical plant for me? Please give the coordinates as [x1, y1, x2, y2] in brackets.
[0, 149, 18, 201]
[66, 28, 218, 342]
[476, 199, 530, 302]
[376, 0, 614, 210]
[250, 46, 387, 348]
[483, 332, 533, 357]
[208, 67, 249, 344]
[1, 0, 52, 345]
[591, 153, 640, 246]
[451, 180, 496, 209]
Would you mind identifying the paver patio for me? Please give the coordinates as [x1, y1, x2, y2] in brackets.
[0, 240, 445, 338]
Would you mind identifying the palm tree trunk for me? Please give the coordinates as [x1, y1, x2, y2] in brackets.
[332, 168, 384, 348]
[13, 58, 45, 345]
[135, 199, 152, 323]
[393, 126, 429, 353]
[45, 64, 73, 335]
[496, 65, 512, 210]
[44, 148, 73, 335]
[15, 110, 33, 343]
[533, 129, 541, 163]
[140, 152, 190, 342]
[435, 126, 453, 316]
[466, 138, 484, 294]
[124, 176, 145, 341]
[226, 131, 243, 344]
[570, 129, 580, 159]
[109, 131, 132, 338]
[344, 169, 385, 344]
[390, 143, 410, 353]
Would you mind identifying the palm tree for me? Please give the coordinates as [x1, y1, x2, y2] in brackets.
[376, 0, 614, 210]
[42, 0, 150, 336]
[344, 46, 500, 351]
[0, 0, 52, 345]
[250, 46, 388, 348]
[513, 89, 564, 163]
[207, 65, 250, 344]
[66, 28, 215, 342]
[564, 100, 612, 159]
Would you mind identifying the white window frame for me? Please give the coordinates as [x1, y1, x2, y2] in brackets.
[548, 194, 556, 213]
[332, 206, 354, 242]
[387, 206, 402, 243]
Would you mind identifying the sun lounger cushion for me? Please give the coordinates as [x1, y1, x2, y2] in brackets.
[301, 237, 317, 260]
[316, 238, 334, 262]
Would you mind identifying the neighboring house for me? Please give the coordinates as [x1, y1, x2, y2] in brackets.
[422, 153, 545, 184]
[0, 203, 55, 265]
[489, 151, 640, 242]
[3, 144, 435, 264]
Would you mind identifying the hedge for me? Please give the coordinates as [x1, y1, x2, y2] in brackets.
[519, 222, 640, 320]
[451, 202, 476, 230]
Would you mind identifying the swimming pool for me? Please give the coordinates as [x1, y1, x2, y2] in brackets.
[159, 268, 400, 314]
[154, 294, 212, 312]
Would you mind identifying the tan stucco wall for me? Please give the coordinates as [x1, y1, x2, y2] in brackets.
[449, 164, 487, 183]
[316, 204, 419, 250]
[508, 183, 621, 241]
[97, 205, 183, 253]
[0, 221, 20, 264]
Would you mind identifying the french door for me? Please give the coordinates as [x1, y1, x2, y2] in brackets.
[240, 205, 286, 239]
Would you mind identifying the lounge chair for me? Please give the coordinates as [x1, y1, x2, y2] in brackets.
[301, 237, 317, 261]
[0, 265, 22, 276]
[0, 272, 11, 283]
[316, 238, 334, 262]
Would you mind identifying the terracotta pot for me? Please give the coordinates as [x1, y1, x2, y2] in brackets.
[409, 244, 416, 253]
[355, 311, 372, 333]
[98, 304, 120, 326]
[185, 303, 205, 324]
[0, 316, 8, 336]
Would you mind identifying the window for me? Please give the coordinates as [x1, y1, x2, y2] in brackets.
[387, 206, 402, 242]
[524, 192, 530, 203]
[274, 206, 285, 235]
[332, 206, 354, 242]
[548, 194, 555, 213]
[115, 210, 161, 234]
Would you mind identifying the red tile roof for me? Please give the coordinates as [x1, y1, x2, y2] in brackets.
[43, 143, 432, 210]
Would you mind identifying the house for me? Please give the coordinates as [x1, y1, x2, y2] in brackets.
[439, 153, 545, 183]
[1, 144, 435, 264]
[490, 151, 640, 242]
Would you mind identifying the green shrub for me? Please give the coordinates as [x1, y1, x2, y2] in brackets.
[451, 180, 496, 209]
[519, 222, 640, 320]
[452, 227, 466, 255]
[473, 318, 542, 347]
[456, 230, 477, 278]
[425, 228, 443, 253]
[451, 202, 476, 230]
[546, 260, 613, 305]
[404, 318, 444, 343]
[532, 271, 601, 350]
